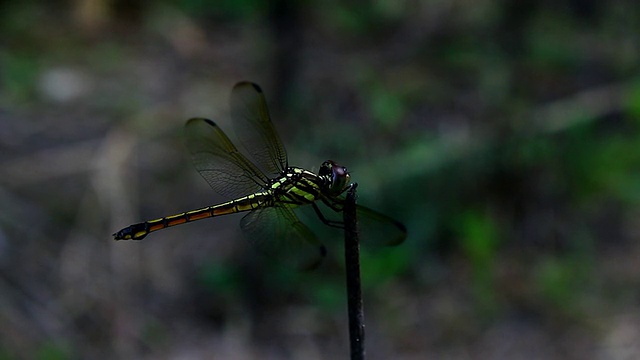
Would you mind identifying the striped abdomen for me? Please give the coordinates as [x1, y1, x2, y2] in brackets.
[113, 192, 272, 240]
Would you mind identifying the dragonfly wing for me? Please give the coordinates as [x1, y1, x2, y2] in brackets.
[185, 118, 269, 199]
[230, 82, 288, 176]
[240, 206, 326, 270]
[356, 205, 407, 247]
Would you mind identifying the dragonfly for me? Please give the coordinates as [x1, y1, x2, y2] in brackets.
[113, 82, 406, 269]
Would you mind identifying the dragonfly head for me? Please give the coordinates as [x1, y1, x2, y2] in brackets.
[319, 160, 351, 195]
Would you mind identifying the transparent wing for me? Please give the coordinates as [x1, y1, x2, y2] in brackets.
[240, 206, 326, 270]
[230, 82, 288, 176]
[356, 205, 407, 247]
[184, 118, 269, 199]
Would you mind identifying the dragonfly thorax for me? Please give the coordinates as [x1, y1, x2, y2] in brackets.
[318, 160, 351, 196]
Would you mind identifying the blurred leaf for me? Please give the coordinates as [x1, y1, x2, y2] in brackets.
[361, 245, 412, 288]
[513, 136, 555, 166]
[317, 0, 401, 36]
[0, 347, 13, 360]
[0, 2, 42, 37]
[527, 10, 583, 69]
[35, 342, 71, 360]
[625, 79, 640, 120]
[0, 51, 40, 105]
[369, 84, 406, 128]
[197, 262, 241, 295]
[457, 209, 500, 268]
[309, 280, 344, 311]
[533, 254, 591, 316]
[456, 209, 501, 313]
[558, 125, 640, 204]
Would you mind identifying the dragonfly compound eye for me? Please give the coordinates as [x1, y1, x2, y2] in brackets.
[328, 162, 350, 195]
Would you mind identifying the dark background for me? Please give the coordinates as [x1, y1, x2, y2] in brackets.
[1, 0, 640, 359]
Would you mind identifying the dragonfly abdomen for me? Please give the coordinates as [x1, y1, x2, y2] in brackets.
[113, 192, 272, 240]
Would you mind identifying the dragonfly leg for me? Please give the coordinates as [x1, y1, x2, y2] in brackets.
[322, 182, 356, 212]
[312, 203, 344, 229]
[321, 196, 345, 212]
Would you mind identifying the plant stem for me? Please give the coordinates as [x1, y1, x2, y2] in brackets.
[344, 183, 365, 360]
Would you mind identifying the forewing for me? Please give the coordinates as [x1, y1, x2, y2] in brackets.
[356, 205, 407, 247]
[184, 118, 268, 199]
[240, 206, 326, 270]
[230, 82, 288, 176]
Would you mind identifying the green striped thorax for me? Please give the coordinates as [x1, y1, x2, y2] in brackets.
[319, 160, 351, 196]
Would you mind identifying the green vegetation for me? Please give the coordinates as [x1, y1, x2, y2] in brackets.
[2, 0, 639, 358]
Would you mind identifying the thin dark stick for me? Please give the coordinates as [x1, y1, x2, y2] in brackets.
[344, 183, 365, 360]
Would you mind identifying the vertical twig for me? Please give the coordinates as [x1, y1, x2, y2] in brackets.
[344, 183, 365, 360]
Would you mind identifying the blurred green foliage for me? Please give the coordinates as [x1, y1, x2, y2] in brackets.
[34, 342, 71, 360]
[456, 209, 501, 313]
[629, 81, 640, 118]
[2, 0, 640, 358]
[198, 262, 242, 296]
[0, 52, 40, 105]
[534, 253, 593, 318]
